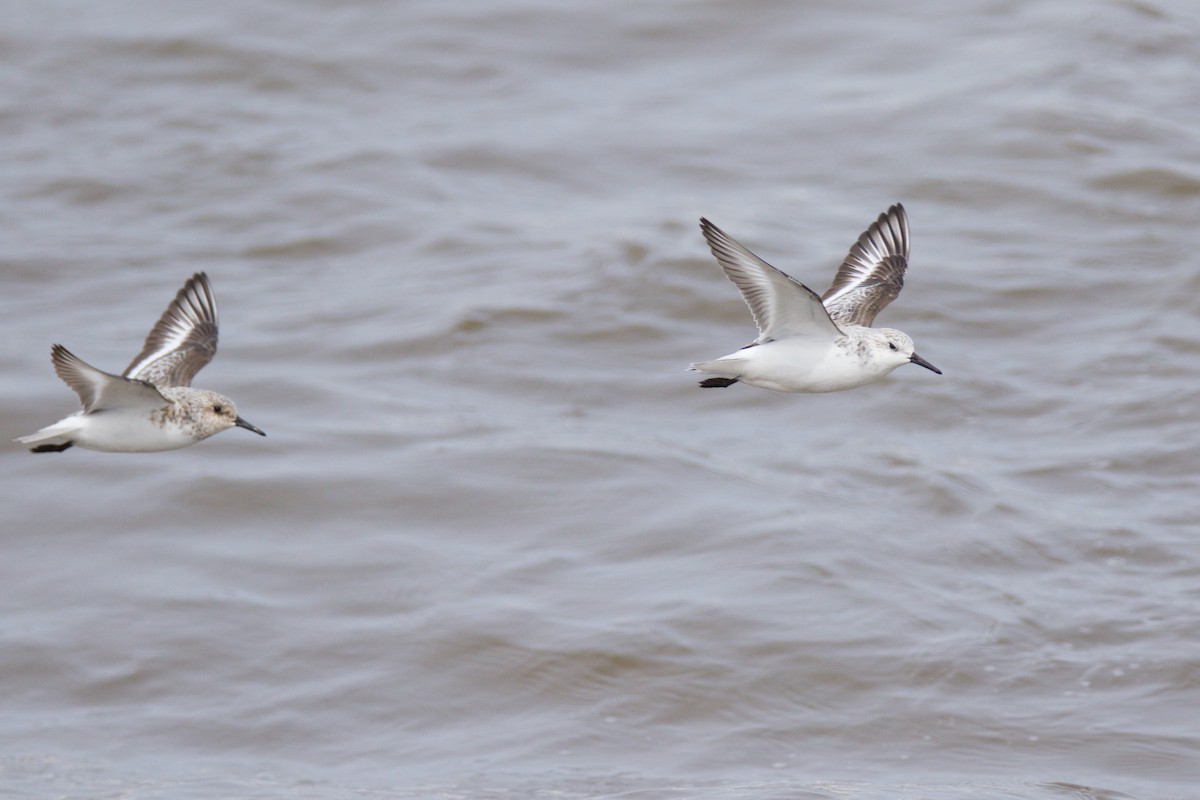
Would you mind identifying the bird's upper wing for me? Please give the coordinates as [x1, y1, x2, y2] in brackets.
[53, 344, 169, 412]
[123, 272, 219, 387]
[821, 204, 909, 327]
[700, 218, 843, 343]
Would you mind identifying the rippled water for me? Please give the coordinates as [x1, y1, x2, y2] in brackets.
[4, 1, 1200, 798]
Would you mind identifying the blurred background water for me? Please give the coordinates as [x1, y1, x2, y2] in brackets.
[3, 1, 1200, 798]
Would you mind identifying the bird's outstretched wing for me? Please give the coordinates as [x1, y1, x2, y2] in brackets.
[821, 204, 909, 327]
[53, 344, 169, 411]
[123, 272, 219, 387]
[700, 218, 843, 343]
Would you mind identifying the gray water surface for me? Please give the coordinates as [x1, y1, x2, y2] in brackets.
[3, 1, 1199, 798]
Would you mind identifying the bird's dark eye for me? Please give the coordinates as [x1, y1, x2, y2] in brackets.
[213, 404, 224, 414]
[888, 342, 898, 351]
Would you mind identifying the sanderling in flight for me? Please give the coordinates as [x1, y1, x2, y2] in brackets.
[17, 272, 266, 453]
[690, 203, 941, 393]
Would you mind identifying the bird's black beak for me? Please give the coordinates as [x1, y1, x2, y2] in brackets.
[235, 416, 267, 436]
[910, 353, 942, 375]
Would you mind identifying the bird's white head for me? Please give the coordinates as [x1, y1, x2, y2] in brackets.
[187, 389, 267, 440]
[871, 328, 941, 375]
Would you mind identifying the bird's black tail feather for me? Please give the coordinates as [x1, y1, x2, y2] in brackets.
[698, 377, 739, 388]
[30, 441, 74, 453]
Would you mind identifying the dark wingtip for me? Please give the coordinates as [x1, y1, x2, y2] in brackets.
[880, 203, 905, 223]
[183, 271, 211, 291]
[699, 377, 739, 388]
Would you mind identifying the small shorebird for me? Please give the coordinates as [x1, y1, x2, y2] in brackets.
[18, 272, 265, 453]
[690, 203, 941, 392]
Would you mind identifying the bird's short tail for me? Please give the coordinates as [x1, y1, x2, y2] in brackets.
[689, 358, 745, 389]
[30, 441, 74, 453]
[16, 418, 82, 453]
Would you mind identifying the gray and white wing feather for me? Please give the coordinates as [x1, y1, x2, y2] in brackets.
[700, 218, 843, 343]
[821, 203, 909, 327]
[123, 272, 219, 387]
[53, 344, 169, 412]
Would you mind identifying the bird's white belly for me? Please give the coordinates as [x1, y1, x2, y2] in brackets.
[75, 410, 198, 452]
[736, 339, 897, 393]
